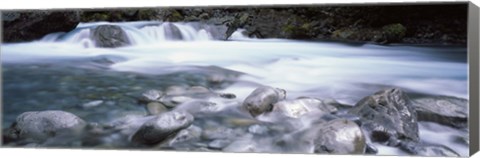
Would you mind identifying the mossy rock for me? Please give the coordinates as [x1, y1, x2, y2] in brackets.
[382, 23, 407, 43]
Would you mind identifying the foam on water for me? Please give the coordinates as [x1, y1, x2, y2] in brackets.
[1, 21, 469, 156]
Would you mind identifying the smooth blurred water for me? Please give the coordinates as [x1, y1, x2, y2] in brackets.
[1, 21, 468, 156]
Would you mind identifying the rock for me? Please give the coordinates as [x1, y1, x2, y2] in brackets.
[2, 10, 80, 42]
[272, 98, 337, 118]
[413, 96, 468, 128]
[400, 142, 460, 157]
[243, 86, 286, 117]
[82, 100, 103, 108]
[159, 86, 236, 108]
[348, 88, 419, 146]
[130, 111, 194, 145]
[365, 143, 378, 154]
[304, 119, 366, 154]
[7, 110, 87, 142]
[146, 102, 168, 115]
[91, 25, 131, 48]
[208, 139, 231, 149]
[165, 125, 202, 148]
[141, 89, 163, 102]
[248, 124, 269, 135]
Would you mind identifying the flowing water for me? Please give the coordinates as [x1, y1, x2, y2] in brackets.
[1, 21, 468, 156]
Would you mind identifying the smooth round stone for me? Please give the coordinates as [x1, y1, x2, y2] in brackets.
[131, 111, 194, 145]
[9, 110, 87, 142]
[305, 119, 366, 154]
[146, 102, 168, 115]
[243, 86, 286, 117]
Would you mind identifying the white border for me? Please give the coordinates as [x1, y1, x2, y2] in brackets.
[0, 0, 478, 158]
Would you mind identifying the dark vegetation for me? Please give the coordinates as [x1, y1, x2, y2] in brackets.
[2, 3, 468, 45]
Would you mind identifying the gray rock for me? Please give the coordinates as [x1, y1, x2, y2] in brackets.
[243, 86, 286, 117]
[8, 110, 87, 142]
[348, 88, 419, 145]
[146, 102, 168, 115]
[304, 119, 366, 154]
[272, 98, 337, 118]
[165, 125, 202, 148]
[141, 89, 163, 102]
[131, 111, 194, 145]
[413, 96, 468, 128]
[208, 139, 231, 149]
[91, 25, 131, 48]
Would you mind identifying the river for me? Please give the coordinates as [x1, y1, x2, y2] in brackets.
[1, 21, 469, 156]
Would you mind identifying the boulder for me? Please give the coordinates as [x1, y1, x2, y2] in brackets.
[91, 25, 131, 48]
[130, 111, 194, 145]
[6, 110, 86, 142]
[348, 88, 419, 146]
[243, 86, 286, 117]
[413, 96, 468, 128]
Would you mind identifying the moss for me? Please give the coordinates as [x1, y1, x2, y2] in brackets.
[169, 10, 184, 22]
[382, 23, 407, 42]
[137, 9, 157, 20]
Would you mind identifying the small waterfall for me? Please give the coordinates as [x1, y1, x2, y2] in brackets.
[39, 21, 247, 47]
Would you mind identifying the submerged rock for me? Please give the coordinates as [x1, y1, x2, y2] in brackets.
[146, 102, 168, 115]
[272, 97, 337, 118]
[91, 25, 131, 48]
[243, 86, 286, 117]
[304, 119, 366, 154]
[158, 86, 236, 108]
[131, 111, 194, 146]
[413, 96, 468, 128]
[141, 89, 164, 103]
[400, 142, 460, 157]
[6, 110, 87, 142]
[348, 88, 419, 146]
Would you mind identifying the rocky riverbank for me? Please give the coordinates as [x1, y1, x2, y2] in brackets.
[2, 63, 468, 156]
[2, 3, 467, 45]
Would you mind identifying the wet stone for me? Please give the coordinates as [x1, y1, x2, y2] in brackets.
[141, 89, 163, 102]
[208, 139, 232, 149]
[146, 102, 168, 115]
[305, 119, 366, 154]
[272, 97, 337, 118]
[131, 111, 194, 146]
[7, 110, 87, 142]
[413, 96, 468, 128]
[243, 86, 286, 117]
[348, 88, 419, 146]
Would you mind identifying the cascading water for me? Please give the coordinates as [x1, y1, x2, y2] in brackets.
[39, 21, 230, 47]
[1, 21, 468, 156]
